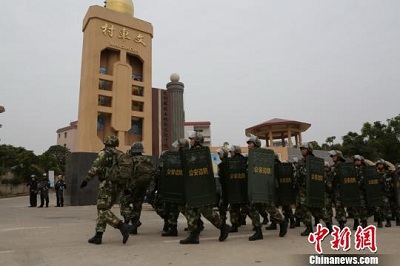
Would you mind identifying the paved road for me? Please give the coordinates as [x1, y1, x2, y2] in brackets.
[0, 193, 398, 266]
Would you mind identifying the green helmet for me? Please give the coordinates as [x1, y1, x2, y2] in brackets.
[299, 142, 313, 152]
[375, 159, 386, 165]
[229, 145, 242, 154]
[103, 135, 119, 147]
[353, 155, 364, 161]
[329, 150, 345, 162]
[216, 147, 229, 156]
[189, 132, 204, 144]
[172, 138, 189, 150]
[246, 134, 261, 148]
[130, 142, 144, 153]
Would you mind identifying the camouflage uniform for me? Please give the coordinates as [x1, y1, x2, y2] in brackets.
[85, 148, 123, 232]
[246, 135, 288, 241]
[329, 151, 347, 228]
[156, 149, 183, 236]
[80, 136, 132, 245]
[295, 144, 331, 236]
[353, 158, 369, 228]
[120, 142, 153, 234]
[323, 164, 334, 224]
[294, 156, 323, 234]
[216, 148, 229, 225]
[223, 147, 247, 231]
[331, 165, 347, 224]
[378, 167, 399, 227]
[180, 133, 230, 244]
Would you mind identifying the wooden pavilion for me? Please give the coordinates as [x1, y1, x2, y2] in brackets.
[245, 118, 311, 148]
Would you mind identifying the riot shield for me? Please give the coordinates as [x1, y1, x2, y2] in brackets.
[276, 162, 295, 206]
[338, 162, 361, 207]
[247, 148, 275, 203]
[305, 156, 325, 208]
[181, 147, 217, 207]
[223, 156, 248, 204]
[363, 165, 383, 207]
[395, 171, 400, 207]
[159, 151, 185, 204]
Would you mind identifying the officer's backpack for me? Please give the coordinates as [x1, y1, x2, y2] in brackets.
[107, 151, 134, 186]
[131, 156, 154, 188]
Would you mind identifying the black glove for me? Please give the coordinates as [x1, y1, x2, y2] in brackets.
[80, 180, 88, 189]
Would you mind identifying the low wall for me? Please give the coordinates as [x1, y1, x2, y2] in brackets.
[0, 184, 29, 198]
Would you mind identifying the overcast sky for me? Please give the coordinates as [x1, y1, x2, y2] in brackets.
[1, 0, 399, 155]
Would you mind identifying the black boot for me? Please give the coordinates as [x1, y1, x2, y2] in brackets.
[377, 218, 383, 228]
[301, 225, 313, 236]
[197, 219, 205, 234]
[180, 232, 199, 244]
[130, 219, 142, 235]
[240, 215, 247, 226]
[289, 217, 296, 229]
[162, 224, 178, 237]
[229, 224, 239, 233]
[326, 222, 333, 233]
[361, 219, 368, 228]
[295, 217, 301, 227]
[314, 217, 320, 226]
[279, 219, 288, 237]
[353, 219, 360, 230]
[218, 224, 231, 242]
[116, 221, 133, 244]
[266, 221, 277, 230]
[339, 221, 345, 230]
[88, 231, 103, 245]
[261, 215, 269, 225]
[162, 219, 169, 232]
[249, 226, 263, 241]
[385, 219, 391, 228]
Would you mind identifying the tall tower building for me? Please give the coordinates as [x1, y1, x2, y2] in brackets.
[76, 0, 153, 154]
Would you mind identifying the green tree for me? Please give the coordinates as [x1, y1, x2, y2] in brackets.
[325, 136, 336, 146]
[361, 116, 400, 162]
[38, 145, 70, 175]
[0, 145, 40, 184]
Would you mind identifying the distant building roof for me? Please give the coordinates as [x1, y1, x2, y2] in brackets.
[185, 121, 211, 126]
[56, 121, 78, 133]
[246, 118, 310, 135]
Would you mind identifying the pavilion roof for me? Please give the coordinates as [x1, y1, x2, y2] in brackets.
[245, 118, 311, 139]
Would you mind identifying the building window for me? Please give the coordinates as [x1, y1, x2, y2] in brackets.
[58, 134, 60, 139]
[132, 86, 143, 96]
[64, 132, 67, 138]
[128, 117, 143, 135]
[97, 114, 104, 131]
[132, 101, 144, 112]
[98, 95, 112, 107]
